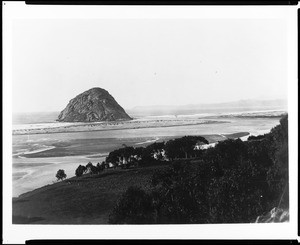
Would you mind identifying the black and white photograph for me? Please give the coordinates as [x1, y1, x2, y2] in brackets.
[2, 2, 298, 243]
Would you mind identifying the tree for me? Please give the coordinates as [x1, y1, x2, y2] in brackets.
[106, 150, 120, 165]
[165, 136, 208, 160]
[144, 142, 166, 161]
[209, 138, 247, 169]
[75, 165, 87, 177]
[90, 165, 99, 174]
[86, 162, 100, 175]
[106, 147, 135, 167]
[133, 147, 145, 160]
[56, 169, 67, 181]
[86, 162, 94, 174]
[248, 134, 266, 141]
[96, 162, 105, 172]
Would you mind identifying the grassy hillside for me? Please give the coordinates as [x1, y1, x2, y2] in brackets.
[13, 165, 168, 224]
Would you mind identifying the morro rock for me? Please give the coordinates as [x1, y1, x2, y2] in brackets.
[57, 87, 132, 122]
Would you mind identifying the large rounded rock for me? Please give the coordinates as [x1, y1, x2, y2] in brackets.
[57, 87, 132, 122]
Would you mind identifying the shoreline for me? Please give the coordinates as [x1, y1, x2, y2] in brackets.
[12, 131, 250, 198]
[14, 132, 250, 159]
[12, 119, 230, 136]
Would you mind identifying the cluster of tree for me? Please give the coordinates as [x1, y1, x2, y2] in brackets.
[109, 115, 289, 224]
[105, 136, 209, 168]
[164, 136, 208, 160]
[248, 134, 266, 141]
[106, 146, 138, 169]
[55, 135, 209, 180]
[64, 136, 209, 181]
[75, 161, 105, 177]
[56, 161, 106, 181]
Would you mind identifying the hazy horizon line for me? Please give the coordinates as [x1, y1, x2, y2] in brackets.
[12, 98, 287, 114]
[129, 98, 287, 109]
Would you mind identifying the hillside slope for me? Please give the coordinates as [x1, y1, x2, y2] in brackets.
[12, 165, 167, 224]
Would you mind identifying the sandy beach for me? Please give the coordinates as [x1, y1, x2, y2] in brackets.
[12, 118, 229, 135]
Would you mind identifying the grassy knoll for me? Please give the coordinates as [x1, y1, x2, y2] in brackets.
[12, 165, 168, 224]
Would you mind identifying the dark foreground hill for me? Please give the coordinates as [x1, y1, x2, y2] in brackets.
[12, 165, 167, 224]
[57, 87, 132, 122]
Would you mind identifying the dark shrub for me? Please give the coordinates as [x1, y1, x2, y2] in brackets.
[108, 186, 156, 224]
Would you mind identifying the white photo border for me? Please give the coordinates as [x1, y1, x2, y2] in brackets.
[2, 2, 298, 243]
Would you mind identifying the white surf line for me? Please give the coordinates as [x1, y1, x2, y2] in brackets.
[22, 146, 56, 155]
[135, 137, 160, 145]
[85, 153, 109, 158]
[12, 152, 25, 157]
[13, 146, 55, 157]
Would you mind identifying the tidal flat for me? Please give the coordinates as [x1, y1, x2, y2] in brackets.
[12, 114, 282, 197]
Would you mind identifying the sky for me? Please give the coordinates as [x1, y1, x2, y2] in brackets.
[12, 18, 287, 112]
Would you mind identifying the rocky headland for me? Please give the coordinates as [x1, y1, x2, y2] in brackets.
[57, 87, 132, 122]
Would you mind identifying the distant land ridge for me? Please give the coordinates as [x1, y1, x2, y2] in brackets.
[57, 87, 132, 122]
[130, 99, 287, 111]
[127, 99, 287, 117]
